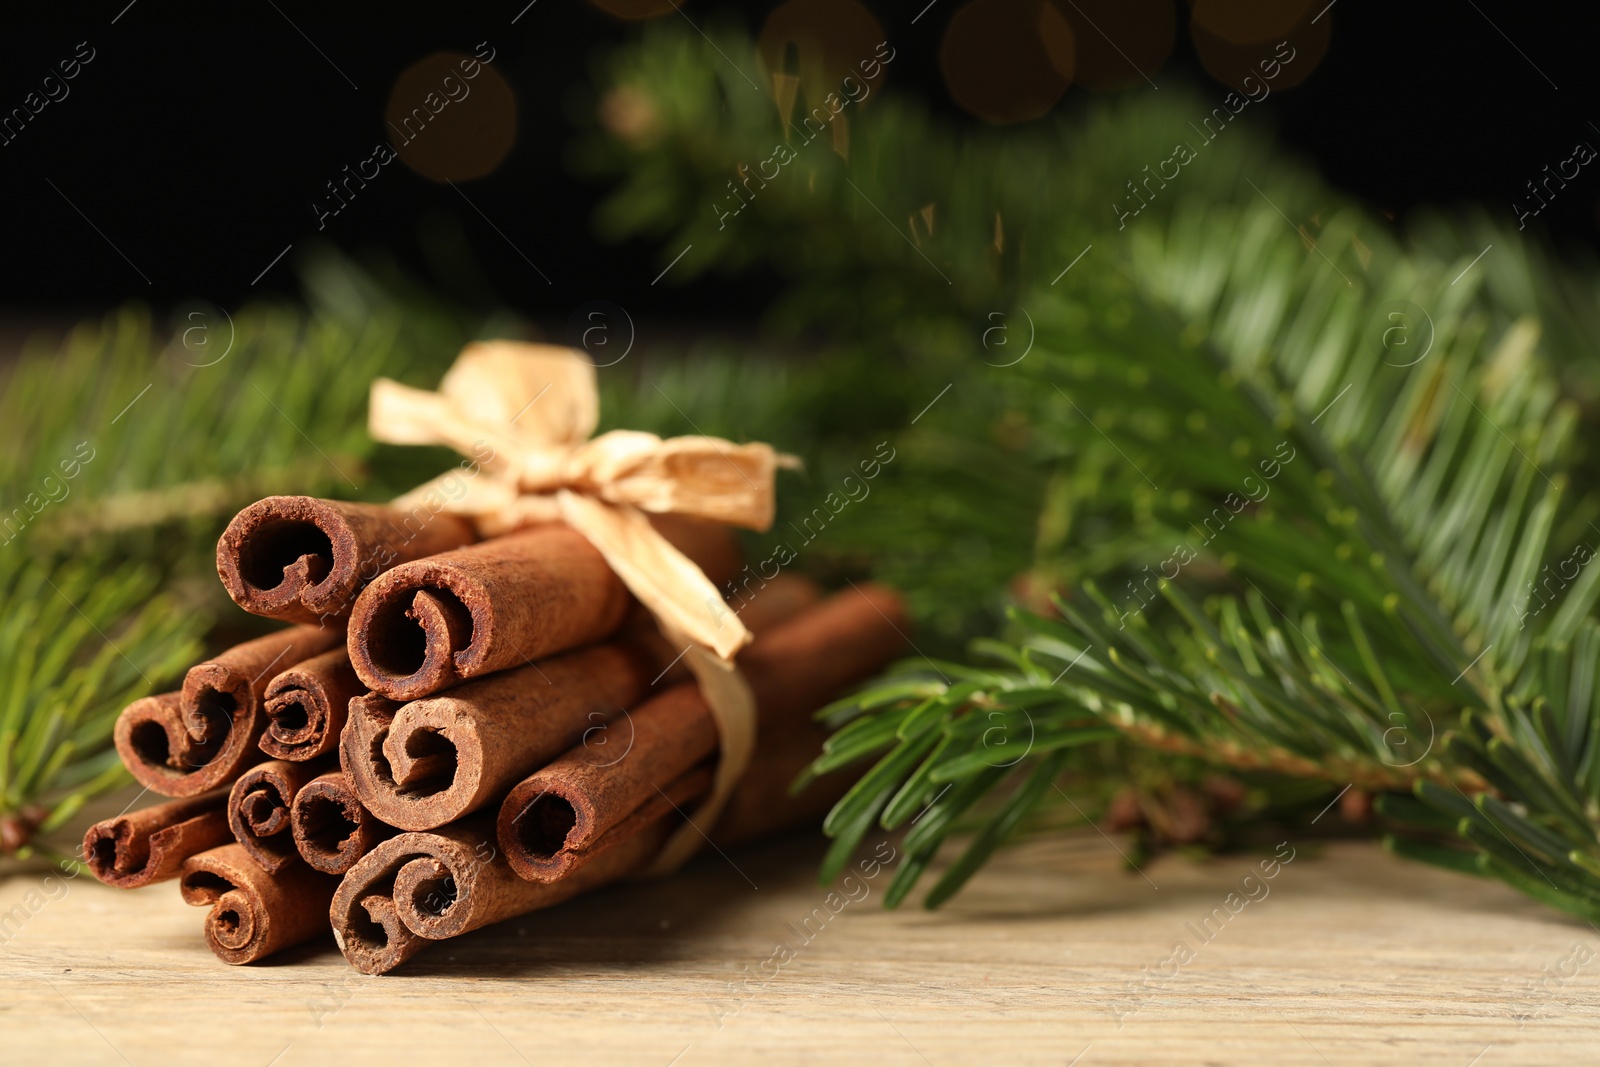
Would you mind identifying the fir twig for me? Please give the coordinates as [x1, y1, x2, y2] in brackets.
[591, 24, 1600, 914]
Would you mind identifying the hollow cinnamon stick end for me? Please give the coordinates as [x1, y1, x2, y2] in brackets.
[114, 693, 231, 799]
[82, 792, 232, 889]
[260, 650, 361, 762]
[292, 772, 386, 875]
[333, 893, 425, 976]
[347, 571, 478, 701]
[220, 495, 480, 624]
[216, 496, 351, 624]
[330, 846, 431, 975]
[227, 763, 306, 876]
[181, 843, 337, 964]
[497, 779, 585, 883]
[342, 686, 493, 833]
[259, 685, 337, 762]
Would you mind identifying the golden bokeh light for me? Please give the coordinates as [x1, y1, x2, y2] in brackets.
[1191, 4, 1329, 93]
[385, 52, 518, 184]
[1191, 0, 1314, 45]
[940, 0, 1076, 124]
[1051, 0, 1175, 91]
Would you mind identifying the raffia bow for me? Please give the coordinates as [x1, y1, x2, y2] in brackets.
[369, 340, 798, 872]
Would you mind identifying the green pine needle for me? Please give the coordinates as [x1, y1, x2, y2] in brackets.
[593, 25, 1600, 912]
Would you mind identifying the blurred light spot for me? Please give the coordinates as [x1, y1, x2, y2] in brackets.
[1191, 4, 1329, 92]
[1050, 0, 1174, 91]
[385, 52, 518, 183]
[598, 85, 662, 148]
[941, 0, 1075, 124]
[586, 0, 677, 19]
[1191, 0, 1312, 44]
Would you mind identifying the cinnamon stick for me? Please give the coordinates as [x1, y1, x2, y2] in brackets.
[345, 516, 746, 702]
[346, 525, 633, 701]
[340, 641, 660, 832]
[330, 807, 678, 975]
[291, 771, 395, 875]
[498, 684, 713, 882]
[498, 583, 907, 880]
[114, 625, 342, 797]
[216, 495, 476, 625]
[714, 582, 910, 847]
[332, 584, 906, 976]
[228, 758, 335, 874]
[724, 571, 821, 632]
[180, 842, 339, 964]
[82, 790, 232, 889]
[260, 648, 364, 761]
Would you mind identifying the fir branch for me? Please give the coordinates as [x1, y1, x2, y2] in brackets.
[0, 551, 203, 859]
[591, 25, 1600, 913]
[0, 252, 477, 856]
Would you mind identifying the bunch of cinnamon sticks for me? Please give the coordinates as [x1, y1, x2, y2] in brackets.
[85, 496, 907, 974]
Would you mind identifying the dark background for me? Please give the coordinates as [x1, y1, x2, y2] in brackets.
[3, 1, 1598, 327]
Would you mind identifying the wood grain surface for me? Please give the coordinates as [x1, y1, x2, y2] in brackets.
[1, 813, 1596, 1066]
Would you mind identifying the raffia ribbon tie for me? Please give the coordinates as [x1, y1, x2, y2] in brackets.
[368, 341, 798, 873]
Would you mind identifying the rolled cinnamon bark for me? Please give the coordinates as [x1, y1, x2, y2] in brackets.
[346, 525, 633, 701]
[114, 626, 342, 797]
[180, 842, 339, 964]
[291, 771, 395, 875]
[330, 808, 676, 975]
[340, 641, 659, 832]
[499, 685, 715, 882]
[83, 790, 232, 889]
[260, 648, 364, 761]
[345, 516, 747, 702]
[498, 583, 907, 880]
[725, 572, 821, 632]
[216, 496, 476, 625]
[714, 582, 910, 847]
[334, 584, 907, 976]
[228, 758, 335, 874]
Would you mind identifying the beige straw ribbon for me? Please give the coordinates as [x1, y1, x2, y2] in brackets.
[368, 340, 796, 872]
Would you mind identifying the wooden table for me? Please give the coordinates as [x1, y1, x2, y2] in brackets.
[2, 824, 1595, 1065]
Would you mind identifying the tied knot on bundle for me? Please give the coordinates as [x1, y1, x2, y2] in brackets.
[368, 340, 800, 872]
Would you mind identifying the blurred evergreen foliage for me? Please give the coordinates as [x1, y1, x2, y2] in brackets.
[584, 24, 1600, 916]
[0, 255, 480, 862]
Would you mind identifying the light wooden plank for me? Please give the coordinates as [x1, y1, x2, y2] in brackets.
[1, 823, 1595, 1065]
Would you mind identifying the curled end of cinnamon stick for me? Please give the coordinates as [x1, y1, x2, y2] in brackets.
[335, 814, 673, 974]
[343, 643, 659, 832]
[332, 825, 558, 975]
[330, 831, 483, 975]
[498, 780, 587, 881]
[82, 791, 232, 889]
[346, 566, 483, 700]
[227, 760, 329, 875]
[346, 696, 483, 831]
[180, 843, 338, 964]
[347, 527, 635, 701]
[334, 888, 424, 976]
[499, 764, 712, 883]
[114, 686, 252, 798]
[216, 497, 347, 623]
[216, 496, 474, 625]
[116, 627, 341, 797]
[260, 649, 362, 761]
[291, 771, 390, 875]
